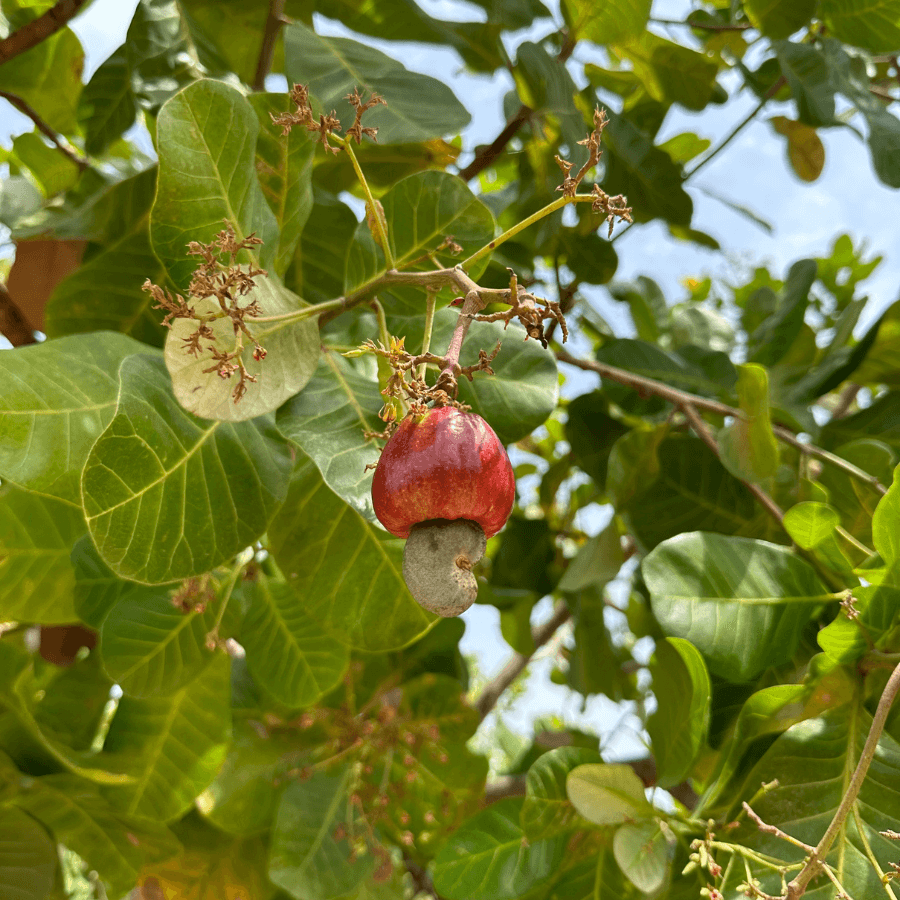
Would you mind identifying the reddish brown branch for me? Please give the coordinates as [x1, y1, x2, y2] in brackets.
[0, 89, 88, 170]
[252, 0, 286, 92]
[0, 0, 87, 64]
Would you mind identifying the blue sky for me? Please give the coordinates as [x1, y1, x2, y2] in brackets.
[4, 0, 897, 767]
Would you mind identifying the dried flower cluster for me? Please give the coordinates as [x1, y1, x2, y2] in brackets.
[144, 222, 268, 403]
[555, 106, 633, 236]
[270, 82, 385, 153]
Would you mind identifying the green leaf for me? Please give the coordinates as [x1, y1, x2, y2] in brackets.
[276, 348, 385, 521]
[100, 589, 215, 697]
[153, 79, 319, 421]
[783, 501, 854, 578]
[620, 436, 769, 551]
[602, 112, 693, 227]
[770, 115, 826, 182]
[0, 806, 56, 900]
[821, 393, 900, 454]
[559, 521, 624, 593]
[241, 577, 349, 708]
[0, 487, 85, 623]
[873, 463, 900, 564]
[746, 0, 817, 39]
[748, 259, 815, 367]
[346, 171, 495, 294]
[268, 458, 435, 652]
[725, 705, 900, 899]
[268, 768, 374, 900]
[647, 638, 710, 787]
[521, 746, 604, 839]
[562, 0, 651, 45]
[432, 797, 564, 900]
[565, 763, 650, 825]
[284, 22, 471, 144]
[0, 331, 151, 504]
[77, 46, 137, 155]
[606, 425, 665, 507]
[0, 26, 83, 134]
[250, 93, 315, 277]
[102, 653, 231, 821]
[819, 0, 900, 52]
[10, 132, 79, 197]
[45, 170, 167, 347]
[82, 354, 292, 584]
[774, 42, 836, 127]
[643, 532, 828, 681]
[566, 392, 631, 491]
[197, 719, 296, 836]
[12, 775, 181, 897]
[499, 595, 536, 654]
[613, 822, 672, 894]
[490, 516, 556, 596]
[717, 363, 780, 483]
[609, 277, 667, 343]
[615, 32, 720, 111]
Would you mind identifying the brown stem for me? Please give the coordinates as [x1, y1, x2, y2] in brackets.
[0, 282, 36, 346]
[651, 16, 752, 31]
[403, 852, 446, 900]
[0, 89, 88, 171]
[252, 0, 286, 92]
[0, 0, 88, 63]
[785, 661, 900, 899]
[830, 382, 861, 420]
[475, 601, 572, 720]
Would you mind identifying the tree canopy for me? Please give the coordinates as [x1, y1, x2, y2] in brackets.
[1, 1, 900, 899]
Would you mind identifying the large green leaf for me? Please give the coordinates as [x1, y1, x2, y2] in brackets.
[77, 45, 136, 156]
[100, 589, 215, 697]
[268, 458, 435, 652]
[284, 22, 470, 144]
[621, 436, 770, 551]
[268, 768, 374, 900]
[346, 170, 495, 294]
[643, 532, 829, 681]
[559, 520, 624, 594]
[565, 763, 651, 825]
[724, 704, 900, 899]
[774, 42, 836, 127]
[613, 822, 673, 895]
[521, 746, 604, 840]
[819, 0, 900, 52]
[647, 638, 710, 787]
[240, 577, 349, 708]
[101, 653, 231, 821]
[10, 132, 79, 198]
[0, 487, 85, 623]
[0, 331, 150, 504]
[152, 78, 319, 421]
[432, 797, 564, 900]
[746, 0, 817, 39]
[250, 93, 315, 277]
[562, 0, 651, 45]
[821, 392, 900, 453]
[276, 349, 385, 521]
[0, 806, 56, 900]
[44, 169, 166, 347]
[82, 355, 292, 584]
[747, 259, 815, 367]
[12, 775, 181, 897]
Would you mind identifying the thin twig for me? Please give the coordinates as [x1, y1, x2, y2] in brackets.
[0, 89, 88, 170]
[475, 601, 571, 720]
[252, 0, 286, 91]
[0, 282, 36, 346]
[830, 383, 861, 420]
[651, 16, 752, 31]
[0, 0, 87, 63]
[555, 350, 888, 496]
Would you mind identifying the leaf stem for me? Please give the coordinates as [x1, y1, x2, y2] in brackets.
[462, 194, 595, 271]
[342, 138, 395, 269]
[251, 296, 349, 323]
[418, 291, 437, 381]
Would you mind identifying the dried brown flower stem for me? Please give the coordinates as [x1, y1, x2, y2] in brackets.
[343, 138, 395, 268]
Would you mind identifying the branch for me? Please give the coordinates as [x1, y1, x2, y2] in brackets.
[0, 281, 36, 346]
[651, 16, 752, 31]
[555, 350, 888, 496]
[403, 851, 446, 900]
[458, 32, 576, 182]
[0, 89, 88, 171]
[475, 600, 572, 720]
[252, 0, 286, 91]
[0, 0, 87, 64]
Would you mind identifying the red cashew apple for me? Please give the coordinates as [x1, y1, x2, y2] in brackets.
[372, 406, 515, 616]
